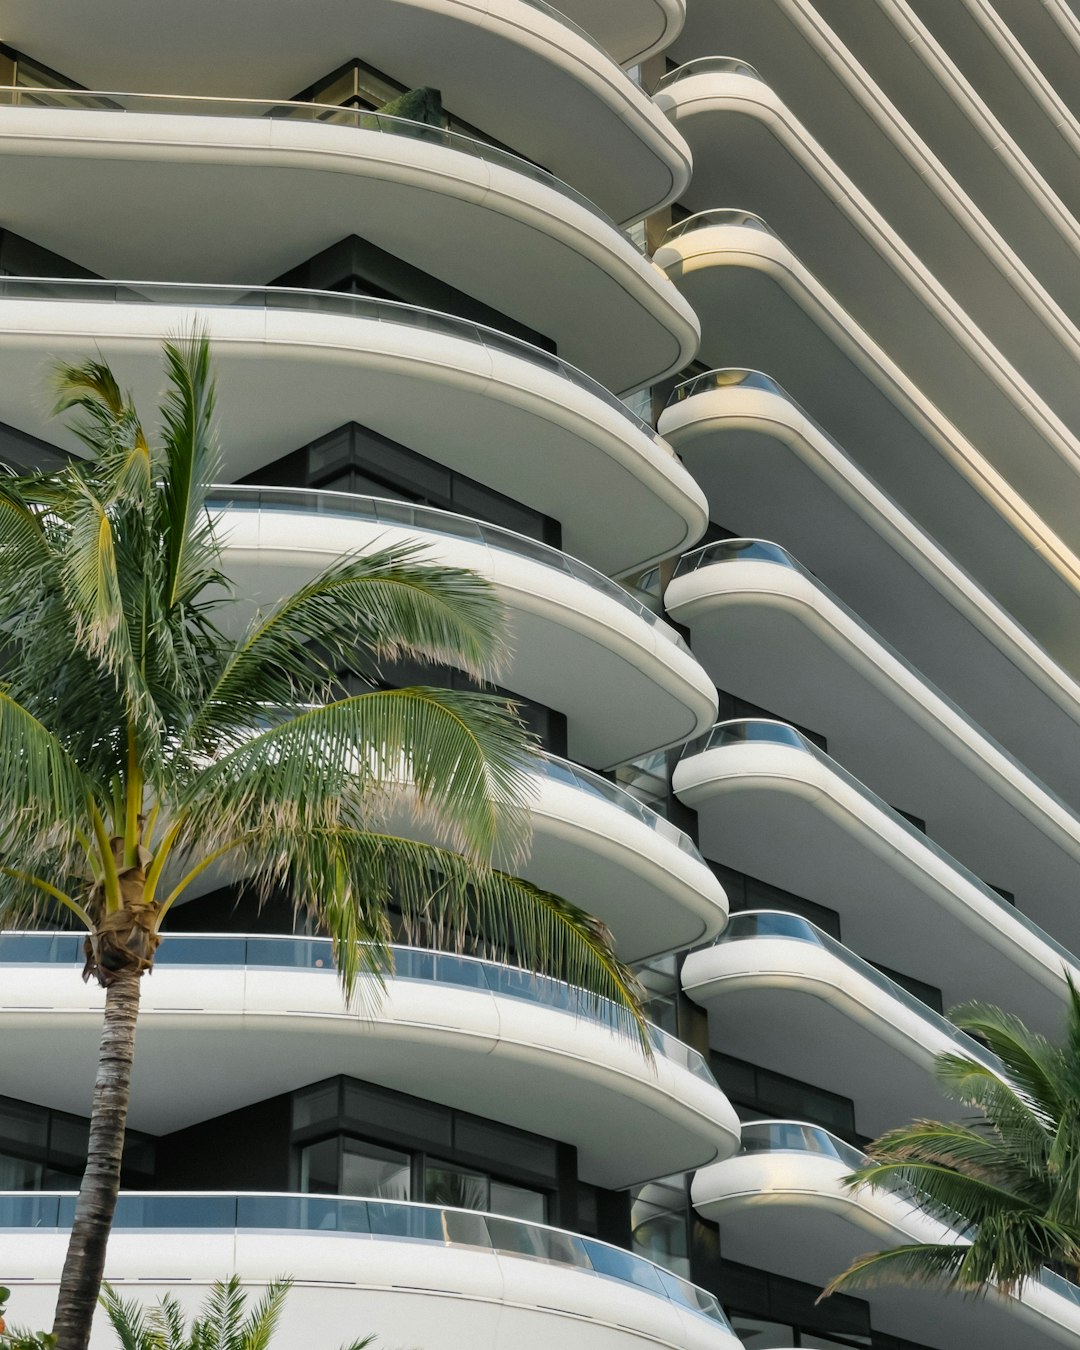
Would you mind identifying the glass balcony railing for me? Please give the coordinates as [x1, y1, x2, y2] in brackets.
[0, 87, 636, 247]
[681, 718, 1080, 981]
[0, 1190, 732, 1326]
[713, 910, 1006, 1076]
[656, 57, 765, 91]
[667, 368, 784, 405]
[662, 209, 775, 244]
[737, 1120, 1080, 1311]
[670, 538, 1080, 828]
[539, 753, 704, 858]
[0, 277, 667, 453]
[205, 485, 690, 653]
[0, 934, 716, 1085]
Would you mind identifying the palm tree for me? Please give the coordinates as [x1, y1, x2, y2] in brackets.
[100, 1276, 376, 1350]
[822, 983, 1080, 1301]
[0, 336, 647, 1350]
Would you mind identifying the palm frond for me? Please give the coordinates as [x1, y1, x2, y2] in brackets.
[158, 334, 220, 610]
[820, 1243, 972, 1300]
[946, 1002, 1061, 1119]
[237, 1277, 291, 1350]
[100, 1282, 161, 1350]
[186, 544, 513, 750]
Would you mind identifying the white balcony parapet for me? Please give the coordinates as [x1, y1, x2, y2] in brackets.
[0, 0, 692, 225]
[1, 1190, 740, 1350]
[692, 1120, 1080, 1350]
[0, 935, 741, 1187]
[659, 368, 1080, 815]
[0, 278, 707, 575]
[654, 62, 1080, 545]
[653, 213, 1080, 678]
[0, 92, 699, 393]
[210, 486, 717, 768]
[665, 537, 1080, 926]
[682, 909, 1007, 1138]
[674, 718, 1080, 1027]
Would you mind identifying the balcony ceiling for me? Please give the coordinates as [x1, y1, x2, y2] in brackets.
[659, 378, 1080, 815]
[665, 555, 1080, 919]
[0, 0, 691, 224]
[0, 293, 706, 577]
[0, 104, 698, 394]
[1, 963, 741, 1188]
[655, 220, 1080, 679]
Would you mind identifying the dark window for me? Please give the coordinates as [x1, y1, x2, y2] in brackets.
[270, 234, 556, 354]
[869, 963, 944, 1015]
[709, 862, 842, 940]
[0, 1093, 154, 1187]
[0, 420, 70, 473]
[709, 1054, 859, 1144]
[244, 420, 561, 547]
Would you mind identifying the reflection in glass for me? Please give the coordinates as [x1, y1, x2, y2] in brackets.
[342, 1141, 411, 1201]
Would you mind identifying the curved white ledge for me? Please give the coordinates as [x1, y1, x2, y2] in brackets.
[674, 731, 1078, 1027]
[526, 761, 728, 961]
[215, 498, 717, 768]
[656, 70, 1080, 529]
[559, 0, 685, 65]
[681, 930, 986, 1137]
[692, 1143, 1080, 1350]
[654, 218, 1080, 677]
[0, 291, 705, 576]
[5, 1203, 739, 1350]
[0, 101, 698, 394]
[905, 0, 1080, 233]
[1, 0, 692, 224]
[659, 375, 1080, 813]
[0, 959, 740, 1188]
[665, 553, 1080, 916]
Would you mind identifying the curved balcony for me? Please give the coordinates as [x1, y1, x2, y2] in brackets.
[904, 0, 1080, 232]
[681, 911, 1004, 1138]
[658, 368, 1080, 814]
[654, 61, 1080, 538]
[0, 90, 698, 393]
[1, 0, 692, 225]
[652, 212, 1080, 677]
[0, 935, 740, 1188]
[210, 486, 717, 768]
[0, 277, 705, 576]
[1, 1192, 740, 1350]
[528, 755, 728, 960]
[692, 1121, 1080, 1350]
[674, 719, 1080, 1027]
[665, 538, 1080, 917]
[556, 0, 685, 66]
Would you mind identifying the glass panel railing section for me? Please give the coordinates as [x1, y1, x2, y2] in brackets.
[0, 1191, 732, 1325]
[673, 536, 795, 578]
[0, 87, 632, 245]
[667, 368, 786, 406]
[204, 485, 690, 652]
[681, 716, 810, 759]
[0, 277, 666, 452]
[0, 934, 715, 1084]
[663, 209, 775, 244]
[539, 753, 704, 858]
[738, 1119, 865, 1170]
[668, 536, 1080, 831]
[716, 910, 1006, 1076]
[656, 57, 765, 90]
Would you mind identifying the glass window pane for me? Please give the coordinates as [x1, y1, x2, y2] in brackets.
[489, 1180, 547, 1223]
[0, 1152, 44, 1189]
[424, 1160, 488, 1210]
[730, 1314, 796, 1348]
[299, 1138, 339, 1195]
[342, 1141, 411, 1201]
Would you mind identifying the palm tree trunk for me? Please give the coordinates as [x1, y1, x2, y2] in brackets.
[51, 971, 142, 1350]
